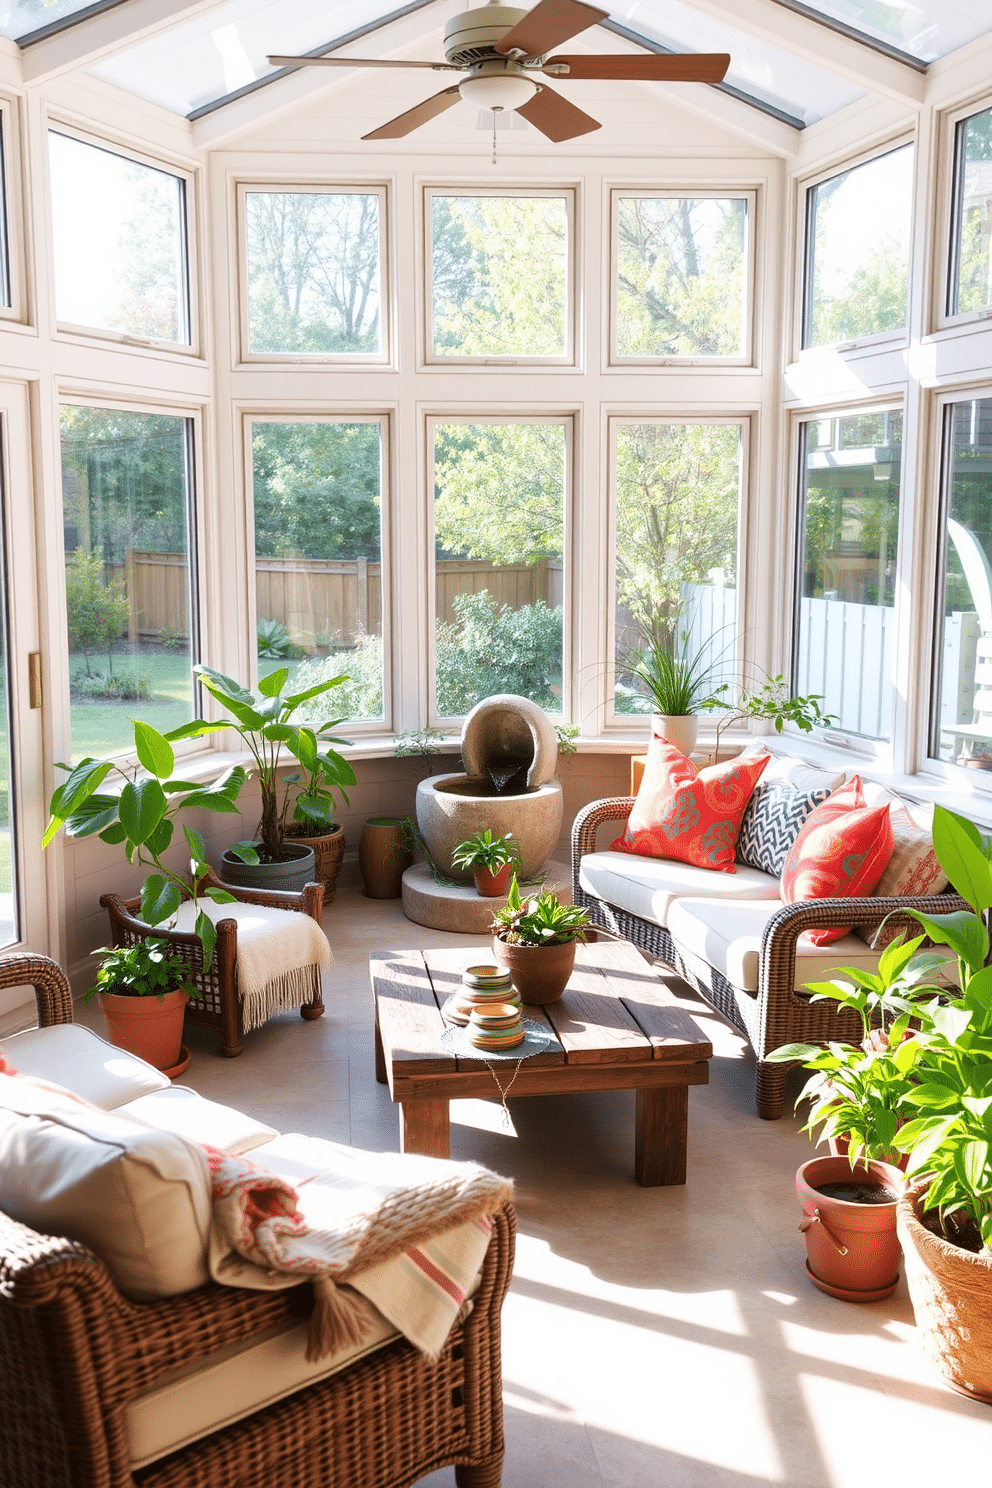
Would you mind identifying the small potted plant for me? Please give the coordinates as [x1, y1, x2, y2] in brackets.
[617, 625, 728, 757]
[195, 665, 356, 893]
[490, 875, 592, 1004]
[451, 830, 523, 897]
[88, 938, 200, 1075]
[699, 671, 834, 761]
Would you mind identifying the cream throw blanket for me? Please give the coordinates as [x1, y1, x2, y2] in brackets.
[172, 900, 331, 1032]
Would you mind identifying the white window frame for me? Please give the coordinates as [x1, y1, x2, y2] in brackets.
[604, 413, 749, 733]
[0, 95, 27, 328]
[55, 391, 207, 763]
[794, 137, 916, 362]
[790, 398, 907, 757]
[608, 189, 756, 368]
[936, 95, 992, 333]
[242, 410, 393, 734]
[426, 410, 572, 727]
[423, 186, 576, 368]
[45, 121, 198, 357]
[236, 182, 391, 368]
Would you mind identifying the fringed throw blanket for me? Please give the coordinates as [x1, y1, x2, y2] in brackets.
[206, 1141, 512, 1361]
[171, 900, 331, 1032]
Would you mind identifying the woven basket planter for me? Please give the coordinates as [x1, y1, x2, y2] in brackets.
[284, 826, 345, 902]
[897, 1177, 992, 1402]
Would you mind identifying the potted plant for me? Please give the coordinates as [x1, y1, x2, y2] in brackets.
[618, 625, 728, 757]
[87, 938, 199, 1075]
[491, 875, 592, 1004]
[195, 664, 356, 893]
[358, 817, 417, 900]
[44, 716, 247, 969]
[451, 829, 523, 897]
[699, 671, 834, 761]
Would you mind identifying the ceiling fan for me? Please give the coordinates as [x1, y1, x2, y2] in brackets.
[268, 0, 730, 143]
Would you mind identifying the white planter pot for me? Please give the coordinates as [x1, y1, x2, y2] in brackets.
[650, 714, 698, 757]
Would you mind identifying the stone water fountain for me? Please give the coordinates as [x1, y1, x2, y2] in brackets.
[402, 694, 571, 932]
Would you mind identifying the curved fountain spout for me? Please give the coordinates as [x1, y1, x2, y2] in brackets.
[461, 694, 558, 793]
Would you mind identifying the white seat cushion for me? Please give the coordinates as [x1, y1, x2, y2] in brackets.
[117, 1086, 278, 1155]
[2, 1024, 170, 1108]
[737, 747, 846, 794]
[579, 851, 779, 930]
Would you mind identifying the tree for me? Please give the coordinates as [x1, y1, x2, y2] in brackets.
[250, 422, 381, 560]
[65, 547, 130, 675]
[433, 422, 565, 565]
[957, 110, 992, 314]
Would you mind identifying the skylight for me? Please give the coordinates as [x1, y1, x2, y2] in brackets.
[786, 0, 991, 64]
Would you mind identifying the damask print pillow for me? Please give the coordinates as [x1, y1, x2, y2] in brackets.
[610, 741, 768, 873]
[779, 776, 895, 945]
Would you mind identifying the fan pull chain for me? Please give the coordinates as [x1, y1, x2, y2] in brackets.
[492, 108, 498, 165]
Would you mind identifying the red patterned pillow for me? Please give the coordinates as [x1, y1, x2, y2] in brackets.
[779, 776, 895, 945]
[609, 742, 768, 874]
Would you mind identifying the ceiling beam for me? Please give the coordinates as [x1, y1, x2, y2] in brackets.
[19, 0, 224, 83]
[670, 0, 925, 107]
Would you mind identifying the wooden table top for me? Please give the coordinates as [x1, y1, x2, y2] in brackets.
[371, 939, 713, 1080]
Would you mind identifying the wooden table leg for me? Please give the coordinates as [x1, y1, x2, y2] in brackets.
[635, 1085, 688, 1187]
[374, 1019, 387, 1084]
[400, 1099, 451, 1160]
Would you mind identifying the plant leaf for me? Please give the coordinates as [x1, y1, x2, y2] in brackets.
[183, 826, 206, 863]
[133, 721, 174, 780]
[61, 793, 120, 838]
[932, 804, 992, 912]
[119, 779, 166, 846]
[140, 875, 181, 925]
[257, 667, 288, 697]
[905, 909, 989, 973]
[194, 910, 216, 970]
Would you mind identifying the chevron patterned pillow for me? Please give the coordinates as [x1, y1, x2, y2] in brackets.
[737, 781, 832, 878]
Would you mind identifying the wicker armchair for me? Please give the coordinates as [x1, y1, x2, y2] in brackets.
[0, 954, 514, 1488]
[572, 796, 968, 1120]
[101, 870, 326, 1058]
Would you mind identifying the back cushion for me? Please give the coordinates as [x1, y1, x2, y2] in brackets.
[737, 747, 846, 795]
[855, 786, 949, 946]
[779, 777, 895, 946]
[737, 782, 832, 878]
[3, 1024, 170, 1109]
[0, 1074, 211, 1298]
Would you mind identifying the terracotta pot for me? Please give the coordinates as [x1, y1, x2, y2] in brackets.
[98, 988, 188, 1073]
[284, 825, 345, 902]
[897, 1177, 992, 1401]
[491, 933, 576, 1005]
[359, 818, 414, 899]
[796, 1155, 904, 1301]
[472, 862, 515, 898]
[651, 714, 698, 757]
[219, 843, 316, 893]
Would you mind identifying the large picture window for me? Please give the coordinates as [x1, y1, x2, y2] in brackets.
[931, 397, 992, 767]
[612, 421, 742, 718]
[243, 189, 384, 357]
[49, 132, 189, 343]
[612, 194, 749, 361]
[428, 192, 570, 361]
[794, 410, 902, 741]
[60, 406, 197, 762]
[949, 107, 992, 318]
[250, 420, 385, 722]
[803, 145, 913, 348]
[431, 420, 566, 718]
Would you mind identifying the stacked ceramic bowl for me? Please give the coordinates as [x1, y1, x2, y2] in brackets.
[447, 963, 525, 1049]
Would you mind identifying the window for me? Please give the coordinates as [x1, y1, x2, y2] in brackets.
[612, 421, 742, 717]
[613, 194, 749, 361]
[949, 107, 992, 318]
[428, 192, 571, 360]
[0, 113, 10, 312]
[930, 397, 992, 767]
[49, 132, 189, 344]
[431, 420, 566, 718]
[0, 433, 16, 947]
[794, 409, 902, 741]
[60, 406, 198, 762]
[243, 189, 384, 357]
[803, 145, 913, 348]
[250, 420, 385, 722]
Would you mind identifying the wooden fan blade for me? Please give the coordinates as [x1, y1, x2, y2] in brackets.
[544, 52, 731, 83]
[362, 86, 462, 140]
[267, 55, 461, 71]
[516, 83, 600, 142]
[495, 0, 608, 59]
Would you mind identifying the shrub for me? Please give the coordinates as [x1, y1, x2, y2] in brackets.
[72, 668, 152, 701]
[65, 548, 130, 676]
[435, 591, 562, 716]
[290, 633, 384, 721]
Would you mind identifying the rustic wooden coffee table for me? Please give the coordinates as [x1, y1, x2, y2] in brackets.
[370, 940, 712, 1186]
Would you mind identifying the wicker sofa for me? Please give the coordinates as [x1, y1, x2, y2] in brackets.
[572, 765, 966, 1120]
[0, 954, 514, 1488]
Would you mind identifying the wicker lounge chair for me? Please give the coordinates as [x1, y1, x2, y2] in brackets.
[0, 954, 514, 1488]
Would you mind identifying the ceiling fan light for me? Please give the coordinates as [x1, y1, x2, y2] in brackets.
[458, 72, 538, 110]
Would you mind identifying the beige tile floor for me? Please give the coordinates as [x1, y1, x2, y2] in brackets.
[166, 883, 992, 1487]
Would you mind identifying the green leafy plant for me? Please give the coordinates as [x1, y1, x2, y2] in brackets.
[700, 673, 834, 759]
[555, 722, 579, 756]
[158, 626, 186, 652]
[257, 617, 291, 658]
[491, 875, 592, 947]
[65, 547, 131, 677]
[394, 728, 448, 774]
[195, 665, 356, 864]
[451, 829, 523, 875]
[617, 624, 730, 718]
[87, 938, 201, 1004]
[44, 718, 247, 967]
[71, 667, 152, 702]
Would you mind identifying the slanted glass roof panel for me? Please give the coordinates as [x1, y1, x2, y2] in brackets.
[611, 0, 864, 125]
[0, 0, 109, 42]
[89, 0, 405, 117]
[791, 1, 990, 63]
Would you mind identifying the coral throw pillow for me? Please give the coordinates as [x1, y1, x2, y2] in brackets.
[610, 742, 768, 874]
[779, 776, 895, 945]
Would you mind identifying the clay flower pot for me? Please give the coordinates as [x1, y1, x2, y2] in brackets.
[473, 862, 515, 898]
[283, 824, 345, 902]
[359, 818, 414, 899]
[491, 933, 576, 1005]
[796, 1154, 904, 1301]
[98, 988, 188, 1074]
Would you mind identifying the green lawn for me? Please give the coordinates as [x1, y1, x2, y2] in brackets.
[70, 651, 194, 760]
